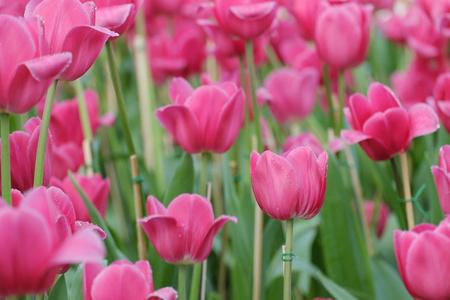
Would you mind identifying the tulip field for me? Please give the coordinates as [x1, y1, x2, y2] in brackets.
[2, 0, 450, 299]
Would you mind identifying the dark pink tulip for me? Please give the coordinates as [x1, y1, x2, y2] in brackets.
[26, 0, 117, 81]
[0, 0, 30, 16]
[314, 2, 371, 70]
[394, 216, 450, 300]
[0, 187, 105, 297]
[377, 11, 407, 44]
[50, 173, 110, 222]
[84, 260, 177, 300]
[364, 200, 389, 238]
[139, 194, 237, 265]
[258, 67, 319, 124]
[0, 15, 71, 114]
[156, 77, 245, 154]
[341, 82, 439, 161]
[214, 0, 277, 40]
[250, 147, 328, 220]
[51, 142, 85, 180]
[358, 0, 393, 10]
[283, 132, 324, 156]
[431, 73, 450, 134]
[290, 0, 328, 40]
[432, 145, 450, 216]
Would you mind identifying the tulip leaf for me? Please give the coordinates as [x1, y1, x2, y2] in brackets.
[316, 271, 359, 300]
[163, 152, 194, 205]
[49, 274, 68, 300]
[371, 258, 413, 300]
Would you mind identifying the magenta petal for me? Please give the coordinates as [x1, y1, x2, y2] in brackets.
[168, 77, 194, 105]
[83, 262, 105, 300]
[148, 287, 178, 300]
[367, 82, 400, 112]
[348, 93, 373, 130]
[145, 195, 167, 216]
[135, 260, 153, 291]
[437, 100, 450, 116]
[393, 230, 418, 298]
[47, 187, 76, 231]
[96, 5, 133, 32]
[75, 221, 107, 240]
[408, 103, 439, 138]
[439, 145, 450, 171]
[341, 129, 371, 145]
[432, 166, 450, 215]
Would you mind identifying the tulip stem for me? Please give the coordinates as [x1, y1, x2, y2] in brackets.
[131, 154, 147, 260]
[189, 264, 202, 300]
[400, 152, 415, 229]
[389, 157, 408, 230]
[34, 80, 58, 187]
[252, 202, 263, 300]
[322, 64, 336, 135]
[179, 265, 186, 300]
[336, 70, 345, 135]
[283, 218, 294, 300]
[1, 112, 11, 204]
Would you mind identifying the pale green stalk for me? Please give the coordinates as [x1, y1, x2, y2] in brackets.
[283, 218, 294, 300]
[1, 112, 11, 203]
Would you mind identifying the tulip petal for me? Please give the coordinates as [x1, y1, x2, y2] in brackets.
[348, 93, 373, 130]
[439, 145, 450, 171]
[83, 262, 105, 300]
[135, 260, 153, 292]
[48, 187, 76, 232]
[75, 221, 107, 240]
[393, 229, 418, 298]
[367, 82, 400, 113]
[431, 166, 450, 215]
[169, 77, 194, 105]
[408, 103, 439, 138]
[148, 287, 178, 300]
[96, 4, 133, 32]
[145, 196, 167, 216]
[341, 129, 371, 144]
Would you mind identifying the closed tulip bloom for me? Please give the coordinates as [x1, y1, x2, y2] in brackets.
[282, 132, 324, 156]
[156, 77, 245, 154]
[431, 73, 450, 134]
[51, 142, 85, 180]
[364, 200, 390, 238]
[250, 147, 328, 220]
[291, 0, 328, 40]
[432, 145, 450, 216]
[341, 82, 439, 161]
[0, 187, 105, 297]
[84, 260, 177, 300]
[138, 194, 237, 265]
[314, 2, 371, 70]
[394, 216, 450, 300]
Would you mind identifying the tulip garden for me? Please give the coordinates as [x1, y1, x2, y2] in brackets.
[2, 0, 450, 299]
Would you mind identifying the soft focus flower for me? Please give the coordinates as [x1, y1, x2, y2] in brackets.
[138, 194, 237, 265]
[432, 145, 450, 216]
[430, 73, 450, 134]
[314, 2, 371, 70]
[250, 147, 328, 220]
[84, 260, 178, 300]
[0, 187, 105, 297]
[0, 0, 29, 15]
[26, 0, 117, 81]
[0, 15, 71, 114]
[156, 77, 245, 154]
[282, 132, 324, 156]
[51, 142, 85, 180]
[364, 200, 390, 238]
[290, 0, 327, 40]
[341, 82, 439, 161]
[394, 216, 450, 300]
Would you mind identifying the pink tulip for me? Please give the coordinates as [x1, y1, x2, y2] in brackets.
[0, 15, 71, 114]
[84, 260, 177, 300]
[364, 200, 390, 238]
[314, 2, 371, 70]
[341, 82, 439, 161]
[138, 194, 237, 264]
[51, 173, 110, 222]
[394, 216, 450, 300]
[377, 11, 407, 44]
[0, 0, 30, 16]
[258, 67, 319, 124]
[51, 142, 86, 180]
[156, 77, 245, 154]
[26, 0, 117, 81]
[250, 147, 328, 220]
[283, 132, 324, 157]
[0, 187, 105, 297]
[214, 0, 277, 40]
[432, 145, 450, 216]
[431, 73, 450, 134]
[290, 0, 328, 40]
[359, 0, 393, 10]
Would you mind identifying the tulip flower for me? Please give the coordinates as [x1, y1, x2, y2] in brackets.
[394, 216, 450, 300]
[364, 200, 390, 238]
[290, 0, 327, 41]
[0, 187, 105, 297]
[51, 142, 85, 180]
[430, 73, 450, 134]
[314, 2, 371, 70]
[341, 82, 439, 161]
[432, 145, 450, 216]
[138, 194, 237, 265]
[84, 260, 177, 300]
[282, 132, 324, 157]
[0, 15, 71, 114]
[155, 77, 245, 154]
[250, 147, 328, 220]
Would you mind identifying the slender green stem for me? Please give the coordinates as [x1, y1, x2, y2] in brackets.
[322, 64, 336, 134]
[400, 152, 415, 229]
[105, 41, 136, 156]
[336, 70, 345, 136]
[1, 112, 11, 203]
[199, 153, 210, 196]
[283, 218, 294, 300]
[179, 265, 186, 300]
[389, 157, 408, 230]
[74, 79, 93, 141]
[34, 80, 58, 187]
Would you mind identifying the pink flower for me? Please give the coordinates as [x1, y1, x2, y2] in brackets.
[138, 194, 237, 265]
[314, 2, 371, 70]
[432, 145, 450, 216]
[290, 0, 327, 40]
[250, 147, 328, 220]
[0, 15, 71, 114]
[156, 77, 245, 154]
[364, 200, 390, 238]
[282, 132, 324, 157]
[50, 174, 110, 222]
[84, 260, 177, 300]
[214, 0, 278, 40]
[26, 0, 117, 81]
[258, 67, 319, 124]
[394, 216, 450, 300]
[0, 186, 105, 297]
[341, 82, 439, 161]
[431, 72, 450, 134]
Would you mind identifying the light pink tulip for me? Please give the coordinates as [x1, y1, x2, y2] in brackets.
[377, 11, 407, 44]
[430, 73, 450, 134]
[341, 82, 439, 161]
[432, 145, 450, 216]
[156, 77, 245, 154]
[364, 200, 390, 238]
[26, 0, 117, 81]
[314, 2, 371, 70]
[138, 194, 237, 265]
[0, 15, 71, 114]
[84, 260, 177, 300]
[0, 187, 105, 297]
[250, 147, 328, 220]
[394, 216, 450, 300]
[283, 132, 324, 156]
[0, 0, 30, 16]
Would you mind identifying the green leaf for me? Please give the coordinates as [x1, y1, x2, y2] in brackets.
[371, 258, 413, 300]
[317, 271, 359, 300]
[163, 152, 194, 205]
[48, 275, 68, 300]
[67, 265, 84, 300]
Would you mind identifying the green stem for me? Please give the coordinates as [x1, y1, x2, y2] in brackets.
[322, 64, 335, 134]
[1, 112, 11, 204]
[179, 265, 186, 300]
[336, 70, 345, 136]
[400, 152, 415, 230]
[74, 79, 93, 142]
[199, 153, 210, 196]
[34, 80, 58, 187]
[189, 264, 202, 300]
[283, 218, 294, 300]
[389, 157, 408, 230]
[245, 40, 263, 152]
[105, 41, 136, 156]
